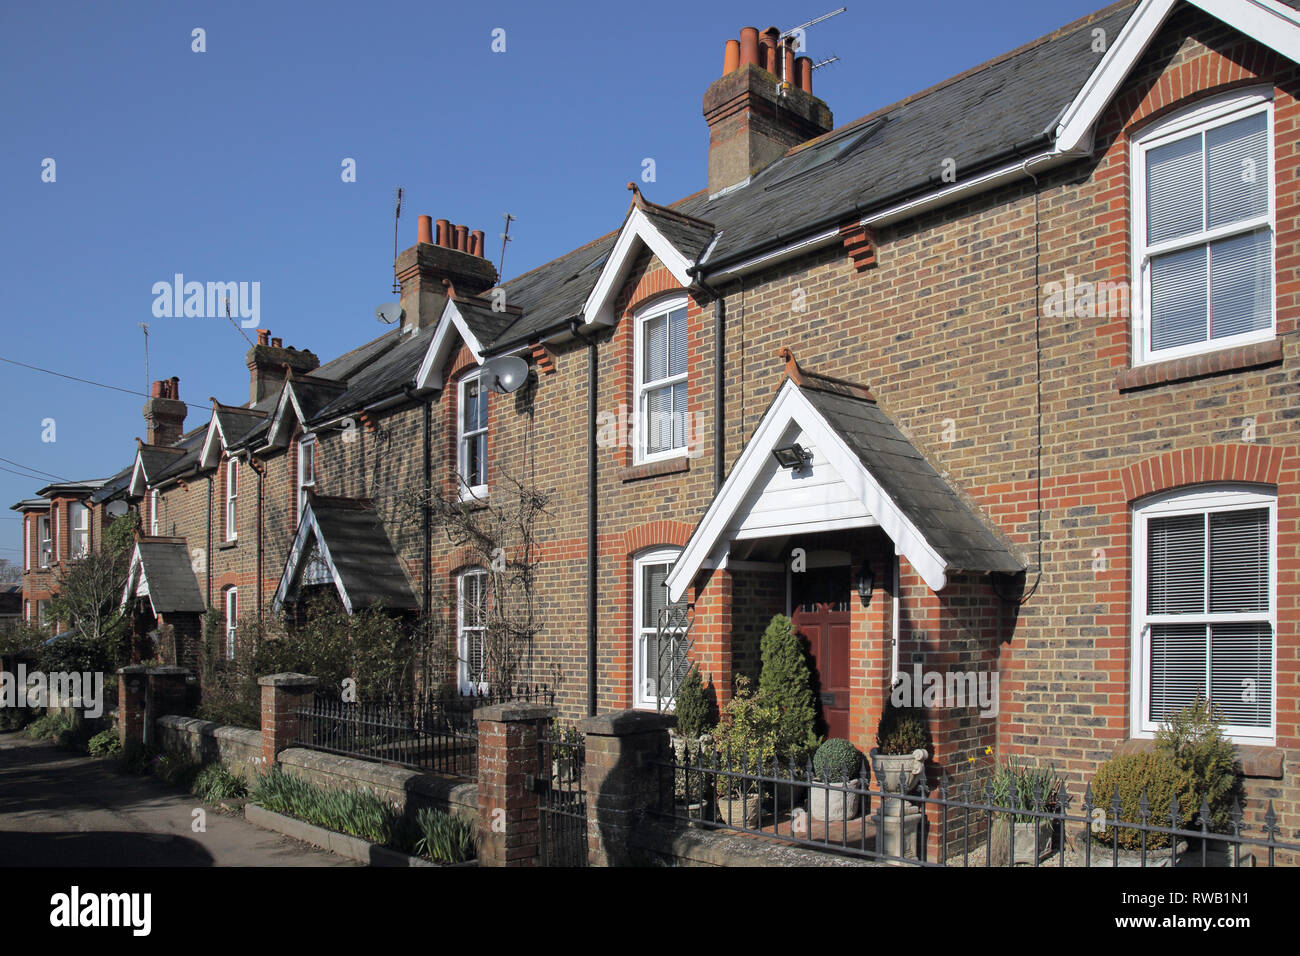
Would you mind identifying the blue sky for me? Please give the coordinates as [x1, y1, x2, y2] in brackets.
[0, 0, 1107, 559]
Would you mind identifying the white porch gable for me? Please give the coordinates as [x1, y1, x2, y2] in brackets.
[665, 379, 951, 601]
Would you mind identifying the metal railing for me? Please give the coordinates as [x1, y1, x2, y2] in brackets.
[291, 684, 553, 778]
[653, 745, 1299, 867]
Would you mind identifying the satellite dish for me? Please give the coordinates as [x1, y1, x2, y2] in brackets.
[484, 355, 530, 394]
[375, 302, 404, 324]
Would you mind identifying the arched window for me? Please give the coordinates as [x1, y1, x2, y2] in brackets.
[1132, 485, 1275, 741]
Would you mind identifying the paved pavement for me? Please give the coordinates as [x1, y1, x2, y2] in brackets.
[0, 731, 357, 867]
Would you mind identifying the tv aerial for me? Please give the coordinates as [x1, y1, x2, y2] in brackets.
[377, 186, 407, 324]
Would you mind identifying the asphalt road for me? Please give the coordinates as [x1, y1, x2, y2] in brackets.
[0, 732, 357, 867]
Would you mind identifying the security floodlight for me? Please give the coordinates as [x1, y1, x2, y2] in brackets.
[772, 442, 813, 472]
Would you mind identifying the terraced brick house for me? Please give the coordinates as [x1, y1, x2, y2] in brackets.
[12, 0, 1300, 848]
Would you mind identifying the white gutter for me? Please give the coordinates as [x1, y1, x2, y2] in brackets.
[704, 147, 1089, 283]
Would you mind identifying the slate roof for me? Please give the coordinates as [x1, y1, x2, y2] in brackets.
[151, 427, 210, 484]
[129, 3, 1140, 440]
[689, 4, 1135, 268]
[132, 538, 205, 613]
[213, 405, 268, 448]
[799, 384, 1024, 576]
[88, 465, 133, 505]
[638, 201, 716, 262]
[298, 496, 418, 610]
[8, 498, 48, 512]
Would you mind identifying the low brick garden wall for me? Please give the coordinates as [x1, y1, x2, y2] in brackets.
[156, 715, 264, 782]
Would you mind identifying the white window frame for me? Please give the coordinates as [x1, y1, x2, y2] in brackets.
[1131, 484, 1276, 743]
[69, 502, 89, 558]
[225, 459, 238, 541]
[37, 600, 49, 628]
[23, 519, 30, 571]
[1131, 88, 1276, 366]
[633, 547, 687, 710]
[225, 587, 238, 661]
[457, 373, 489, 500]
[297, 435, 315, 523]
[149, 489, 160, 536]
[633, 296, 690, 465]
[37, 514, 51, 568]
[457, 568, 489, 694]
[52, 506, 59, 563]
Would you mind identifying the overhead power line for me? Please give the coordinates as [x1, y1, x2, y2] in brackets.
[0, 456, 70, 482]
[0, 353, 209, 411]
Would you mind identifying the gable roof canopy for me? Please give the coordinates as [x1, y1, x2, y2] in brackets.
[199, 402, 270, 467]
[581, 191, 717, 327]
[664, 362, 1023, 601]
[415, 293, 522, 391]
[121, 538, 205, 615]
[128, 444, 188, 495]
[273, 494, 419, 613]
[257, 374, 346, 451]
[1054, 0, 1300, 151]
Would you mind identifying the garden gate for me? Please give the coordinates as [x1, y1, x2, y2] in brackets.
[536, 728, 588, 866]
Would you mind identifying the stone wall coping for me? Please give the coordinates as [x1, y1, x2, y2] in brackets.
[145, 666, 190, 677]
[257, 673, 320, 688]
[277, 747, 478, 811]
[156, 714, 261, 746]
[631, 820, 879, 867]
[579, 709, 675, 736]
[474, 702, 556, 723]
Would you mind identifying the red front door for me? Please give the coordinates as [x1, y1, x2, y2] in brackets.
[791, 567, 852, 741]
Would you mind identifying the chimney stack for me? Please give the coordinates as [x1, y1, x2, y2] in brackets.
[395, 213, 499, 332]
[704, 25, 833, 196]
[143, 377, 186, 446]
[244, 328, 320, 405]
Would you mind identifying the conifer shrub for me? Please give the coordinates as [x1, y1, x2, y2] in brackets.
[1090, 751, 1196, 850]
[757, 614, 819, 760]
[1154, 697, 1242, 833]
[674, 665, 712, 741]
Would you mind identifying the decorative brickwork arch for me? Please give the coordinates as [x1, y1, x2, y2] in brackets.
[1113, 38, 1283, 137]
[1120, 444, 1284, 502]
[622, 520, 694, 556]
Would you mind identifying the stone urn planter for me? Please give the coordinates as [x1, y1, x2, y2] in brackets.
[809, 776, 864, 822]
[869, 748, 928, 813]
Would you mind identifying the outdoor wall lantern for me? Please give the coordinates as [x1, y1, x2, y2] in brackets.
[856, 567, 874, 606]
[771, 442, 813, 473]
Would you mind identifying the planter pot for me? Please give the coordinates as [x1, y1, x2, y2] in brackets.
[716, 794, 762, 828]
[551, 756, 579, 785]
[990, 818, 1055, 865]
[809, 780, 862, 822]
[869, 748, 928, 813]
